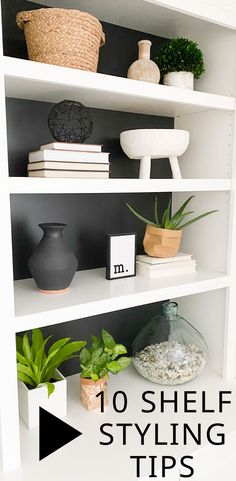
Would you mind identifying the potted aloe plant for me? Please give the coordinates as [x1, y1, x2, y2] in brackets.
[80, 329, 131, 410]
[16, 328, 86, 428]
[127, 196, 217, 258]
[155, 37, 205, 90]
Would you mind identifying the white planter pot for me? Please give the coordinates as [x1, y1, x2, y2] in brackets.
[163, 71, 194, 90]
[18, 369, 67, 429]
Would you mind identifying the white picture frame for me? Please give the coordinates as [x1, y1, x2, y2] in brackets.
[106, 233, 137, 280]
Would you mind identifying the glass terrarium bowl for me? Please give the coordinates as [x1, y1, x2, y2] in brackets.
[132, 301, 208, 385]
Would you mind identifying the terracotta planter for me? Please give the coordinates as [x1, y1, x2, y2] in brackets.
[143, 225, 182, 258]
[80, 376, 108, 411]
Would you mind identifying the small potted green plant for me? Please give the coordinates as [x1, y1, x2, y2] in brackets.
[155, 37, 205, 90]
[80, 329, 131, 410]
[127, 196, 217, 258]
[16, 328, 86, 428]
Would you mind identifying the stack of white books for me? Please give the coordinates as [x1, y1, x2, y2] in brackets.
[136, 252, 197, 279]
[27, 142, 110, 178]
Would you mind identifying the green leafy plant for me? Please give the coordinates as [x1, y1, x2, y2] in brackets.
[80, 329, 131, 381]
[155, 37, 205, 79]
[127, 196, 217, 230]
[16, 329, 86, 397]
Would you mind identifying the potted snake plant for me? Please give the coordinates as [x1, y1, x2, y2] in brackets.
[16, 328, 86, 428]
[127, 196, 217, 258]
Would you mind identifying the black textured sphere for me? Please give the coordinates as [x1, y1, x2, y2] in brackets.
[48, 99, 93, 143]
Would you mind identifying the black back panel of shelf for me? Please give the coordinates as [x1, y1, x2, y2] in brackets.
[3, 0, 172, 368]
[7, 99, 173, 179]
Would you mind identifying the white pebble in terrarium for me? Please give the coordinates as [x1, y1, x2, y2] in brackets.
[132, 302, 208, 385]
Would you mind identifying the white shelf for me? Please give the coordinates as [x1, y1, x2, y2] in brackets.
[14, 267, 230, 332]
[147, 0, 236, 30]
[29, 0, 236, 34]
[2, 366, 236, 481]
[4, 57, 235, 117]
[8, 178, 231, 194]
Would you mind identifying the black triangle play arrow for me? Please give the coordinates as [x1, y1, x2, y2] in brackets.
[39, 407, 83, 460]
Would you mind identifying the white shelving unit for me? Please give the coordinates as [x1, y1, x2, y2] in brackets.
[1, 0, 236, 478]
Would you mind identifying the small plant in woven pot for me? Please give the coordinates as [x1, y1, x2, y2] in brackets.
[127, 196, 217, 258]
[80, 329, 131, 410]
[155, 37, 205, 89]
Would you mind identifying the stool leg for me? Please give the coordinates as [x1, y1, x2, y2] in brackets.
[139, 156, 151, 179]
[169, 156, 182, 179]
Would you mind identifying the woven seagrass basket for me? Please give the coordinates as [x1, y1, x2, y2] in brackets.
[16, 8, 105, 72]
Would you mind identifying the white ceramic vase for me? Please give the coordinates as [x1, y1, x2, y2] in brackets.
[18, 369, 67, 429]
[163, 71, 194, 90]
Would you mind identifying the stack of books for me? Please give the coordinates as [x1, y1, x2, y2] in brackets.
[27, 142, 110, 178]
[136, 252, 197, 279]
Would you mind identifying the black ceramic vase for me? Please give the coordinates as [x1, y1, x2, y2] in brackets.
[28, 223, 78, 294]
